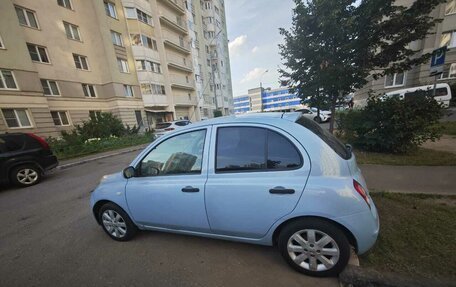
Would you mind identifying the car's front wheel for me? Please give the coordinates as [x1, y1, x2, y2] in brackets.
[278, 218, 350, 277]
[98, 203, 137, 241]
[313, 116, 322, 123]
[10, 164, 42, 187]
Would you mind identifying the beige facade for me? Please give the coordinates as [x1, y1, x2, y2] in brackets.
[355, 0, 456, 106]
[0, 0, 146, 137]
[0, 0, 233, 137]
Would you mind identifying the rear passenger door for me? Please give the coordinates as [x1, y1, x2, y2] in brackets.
[205, 124, 311, 239]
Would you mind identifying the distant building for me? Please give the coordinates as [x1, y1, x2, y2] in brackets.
[234, 87, 303, 114]
[355, 0, 456, 106]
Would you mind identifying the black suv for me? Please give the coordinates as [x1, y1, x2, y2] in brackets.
[0, 133, 58, 187]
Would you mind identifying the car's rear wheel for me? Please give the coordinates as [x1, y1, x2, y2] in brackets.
[10, 164, 42, 187]
[278, 218, 350, 277]
[98, 203, 137, 241]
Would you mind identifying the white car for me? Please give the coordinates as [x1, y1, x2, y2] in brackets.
[154, 120, 191, 137]
[296, 108, 331, 123]
[383, 83, 452, 108]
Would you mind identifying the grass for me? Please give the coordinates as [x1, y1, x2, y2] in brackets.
[360, 192, 456, 279]
[51, 134, 152, 160]
[440, 121, 456, 136]
[354, 148, 456, 166]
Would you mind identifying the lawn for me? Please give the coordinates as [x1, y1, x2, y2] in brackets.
[50, 134, 152, 160]
[440, 121, 456, 136]
[360, 192, 456, 279]
[354, 148, 456, 166]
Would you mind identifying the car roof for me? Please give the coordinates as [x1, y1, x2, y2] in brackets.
[185, 112, 301, 129]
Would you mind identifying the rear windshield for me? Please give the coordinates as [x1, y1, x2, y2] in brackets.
[296, 116, 351, 160]
[175, 121, 189, 127]
[155, 123, 172, 129]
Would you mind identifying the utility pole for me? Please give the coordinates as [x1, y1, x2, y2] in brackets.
[259, 69, 268, 112]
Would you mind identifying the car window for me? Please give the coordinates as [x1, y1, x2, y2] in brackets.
[0, 134, 24, 152]
[296, 116, 351, 160]
[155, 123, 172, 129]
[216, 127, 302, 172]
[267, 130, 301, 169]
[175, 121, 189, 127]
[139, 130, 206, 176]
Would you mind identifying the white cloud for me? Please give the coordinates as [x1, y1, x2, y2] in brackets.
[240, 68, 267, 84]
[251, 46, 259, 53]
[229, 35, 247, 56]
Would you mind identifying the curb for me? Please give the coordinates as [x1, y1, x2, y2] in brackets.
[57, 145, 147, 170]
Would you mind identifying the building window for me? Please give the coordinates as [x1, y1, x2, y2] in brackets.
[51, 111, 70, 126]
[63, 22, 81, 41]
[439, 63, 456, 80]
[441, 31, 456, 48]
[2, 109, 32, 128]
[0, 70, 18, 90]
[26, 43, 50, 63]
[89, 110, 102, 120]
[0, 35, 5, 49]
[40, 79, 60, 95]
[141, 35, 157, 50]
[117, 58, 129, 73]
[82, 84, 96, 97]
[124, 85, 134, 97]
[140, 83, 165, 95]
[125, 7, 152, 25]
[384, 72, 406, 88]
[135, 60, 161, 73]
[446, 0, 456, 15]
[104, 1, 117, 19]
[15, 6, 39, 29]
[204, 1, 212, 10]
[111, 30, 123, 46]
[73, 54, 89, 70]
[57, 0, 72, 10]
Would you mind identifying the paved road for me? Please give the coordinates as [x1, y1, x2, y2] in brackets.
[0, 151, 338, 287]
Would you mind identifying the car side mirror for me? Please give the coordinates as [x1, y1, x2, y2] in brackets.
[123, 166, 136, 179]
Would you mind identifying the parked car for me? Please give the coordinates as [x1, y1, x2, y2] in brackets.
[90, 113, 378, 277]
[383, 83, 452, 108]
[296, 108, 330, 123]
[310, 107, 332, 121]
[0, 133, 58, 187]
[154, 120, 191, 137]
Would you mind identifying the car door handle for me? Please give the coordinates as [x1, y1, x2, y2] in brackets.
[269, 187, 295, 194]
[182, 186, 200, 193]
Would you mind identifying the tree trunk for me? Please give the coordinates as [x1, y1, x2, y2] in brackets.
[328, 91, 340, 134]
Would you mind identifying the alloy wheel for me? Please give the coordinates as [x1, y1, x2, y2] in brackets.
[102, 210, 127, 238]
[16, 168, 39, 185]
[287, 229, 340, 272]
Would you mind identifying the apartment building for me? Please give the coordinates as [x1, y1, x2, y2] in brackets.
[0, 0, 145, 137]
[355, 0, 456, 105]
[234, 87, 303, 114]
[0, 0, 233, 137]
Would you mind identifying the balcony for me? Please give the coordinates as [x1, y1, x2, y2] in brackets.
[170, 74, 195, 90]
[142, 94, 169, 107]
[174, 94, 198, 106]
[162, 30, 191, 54]
[159, 11, 188, 35]
[167, 53, 193, 72]
[158, 0, 185, 15]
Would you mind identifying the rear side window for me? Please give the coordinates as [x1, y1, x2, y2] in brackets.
[155, 123, 171, 129]
[216, 127, 302, 172]
[0, 134, 25, 152]
[296, 116, 351, 160]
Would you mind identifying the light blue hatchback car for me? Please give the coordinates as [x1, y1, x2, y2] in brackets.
[90, 112, 379, 277]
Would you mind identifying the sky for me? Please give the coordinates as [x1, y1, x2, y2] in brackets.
[225, 0, 295, 97]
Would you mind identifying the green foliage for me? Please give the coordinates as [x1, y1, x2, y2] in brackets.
[213, 110, 223, 118]
[449, 82, 456, 107]
[279, 0, 446, 132]
[441, 121, 456, 136]
[336, 95, 443, 153]
[75, 112, 126, 141]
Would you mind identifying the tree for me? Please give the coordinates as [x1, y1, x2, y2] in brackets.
[279, 0, 446, 133]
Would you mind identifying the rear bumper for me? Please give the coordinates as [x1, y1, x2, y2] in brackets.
[41, 155, 59, 172]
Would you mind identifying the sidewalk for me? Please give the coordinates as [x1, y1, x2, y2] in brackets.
[361, 164, 456, 195]
[58, 144, 148, 170]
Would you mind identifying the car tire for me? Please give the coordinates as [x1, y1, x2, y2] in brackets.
[10, 164, 42, 187]
[313, 116, 322, 123]
[278, 218, 351, 277]
[98, 202, 137, 241]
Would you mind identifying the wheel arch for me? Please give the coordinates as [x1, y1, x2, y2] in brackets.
[92, 200, 113, 225]
[8, 161, 44, 177]
[272, 215, 358, 252]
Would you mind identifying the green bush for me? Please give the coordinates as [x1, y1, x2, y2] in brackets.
[336, 95, 444, 153]
[75, 112, 127, 141]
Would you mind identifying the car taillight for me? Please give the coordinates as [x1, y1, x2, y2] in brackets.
[164, 128, 175, 131]
[353, 179, 371, 209]
[27, 133, 50, 150]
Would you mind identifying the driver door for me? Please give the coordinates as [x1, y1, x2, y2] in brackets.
[125, 128, 211, 233]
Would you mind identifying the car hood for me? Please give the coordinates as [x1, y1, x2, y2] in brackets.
[99, 172, 124, 184]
